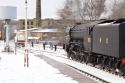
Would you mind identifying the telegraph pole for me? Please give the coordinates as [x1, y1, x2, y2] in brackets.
[24, 0, 29, 67]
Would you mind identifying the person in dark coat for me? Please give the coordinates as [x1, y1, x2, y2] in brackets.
[63, 43, 65, 49]
[43, 43, 46, 50]
[31, 41, 34, 47]
[54, 44, 57, 51]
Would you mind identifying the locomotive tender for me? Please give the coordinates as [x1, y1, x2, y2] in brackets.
[66, 18, 125, 75]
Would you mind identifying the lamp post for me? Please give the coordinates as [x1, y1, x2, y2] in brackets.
[24, 0, 29, 67]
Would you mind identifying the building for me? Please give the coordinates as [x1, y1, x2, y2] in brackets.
[17, 0, 74, 44]
[0, 0, 75, 45]
[18, 18, 74, 45]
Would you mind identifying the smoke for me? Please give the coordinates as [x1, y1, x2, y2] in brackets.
[100, 0, 123, 19]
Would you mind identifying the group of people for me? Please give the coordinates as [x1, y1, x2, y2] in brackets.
[30, 41, 57, 51]
[43, 42, 57, 51]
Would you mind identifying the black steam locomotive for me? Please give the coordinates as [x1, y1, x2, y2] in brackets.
[66, 18, 125, 75]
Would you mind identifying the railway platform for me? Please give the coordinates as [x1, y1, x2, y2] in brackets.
[36, 54, 98, 83]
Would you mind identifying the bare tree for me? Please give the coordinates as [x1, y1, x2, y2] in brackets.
[74, 0, 89, 22]
[87, 0, 105, 20]
[58, 0, 105, 22]
[73, 0, 105, 21]
[95, 0, 105, 19]
[57, 0, 73, 20]
[111, 0, 125, 19]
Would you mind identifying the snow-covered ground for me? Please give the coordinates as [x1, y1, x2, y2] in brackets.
[0, 41, 78, 83]
[1, 40, 125, 83]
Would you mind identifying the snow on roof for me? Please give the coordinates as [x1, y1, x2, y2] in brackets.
[27, 28, 38, 31]
[32, 29, 60, 33]
[18, 28, 38, 32]
[98, 23, 113, 26]
[28, 36, 40, 40]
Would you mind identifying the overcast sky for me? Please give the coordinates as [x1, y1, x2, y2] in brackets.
[0, 0, 65, 19]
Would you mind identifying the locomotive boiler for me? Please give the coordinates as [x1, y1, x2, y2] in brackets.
[66, 19, 125, 75]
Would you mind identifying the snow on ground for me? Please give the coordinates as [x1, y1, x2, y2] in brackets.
[0, 41, 78, 83]
[2, 40, 125, 83]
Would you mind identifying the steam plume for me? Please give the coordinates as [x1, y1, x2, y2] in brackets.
[100, 0, 123, 19]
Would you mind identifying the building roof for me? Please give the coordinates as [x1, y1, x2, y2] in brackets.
[28, 36, 40, 40]
[18, 28, 38, 32]
[31, 29, 61, 33]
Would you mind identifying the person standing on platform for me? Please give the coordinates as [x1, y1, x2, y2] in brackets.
[43, 43, 46, 50]
[63, 43, 65, 49]
[50, 42, 53, 50]
[54, 44, 57, 51]
[31, 41, 34, 47]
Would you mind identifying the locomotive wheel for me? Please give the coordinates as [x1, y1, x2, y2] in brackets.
[75, 52, 80, 61]
[83, 55, 87, 63]
[95, 55, 103, 68]
[109, 61, 115, 73]
[77, 53, 82, 61]
[85, 54, 90, 64]
[103, 57, 112, 72]
[79, 54, 85, 62]
[109, 58, 118, 73]
[85, 53, 93, 65]
[98, 56, 106, 70]
[91, 55, 98, 66]
[119, 64, 125, 76]
[119, 70, 124, 76]
[70, 53, 74, 60]
[80, 52, 87, 63]
[68, 50, 75, 60]
[67, 53, 71, 59]
[105, 57, 112, 72]
[114, 59, 121, 74]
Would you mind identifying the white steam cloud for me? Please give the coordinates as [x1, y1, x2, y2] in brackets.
[100, 0, 123, 19]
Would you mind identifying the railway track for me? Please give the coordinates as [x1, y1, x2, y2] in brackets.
[67, 64, 109, 83]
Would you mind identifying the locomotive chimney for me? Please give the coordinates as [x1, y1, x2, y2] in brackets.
[36, 0, 41, 28]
